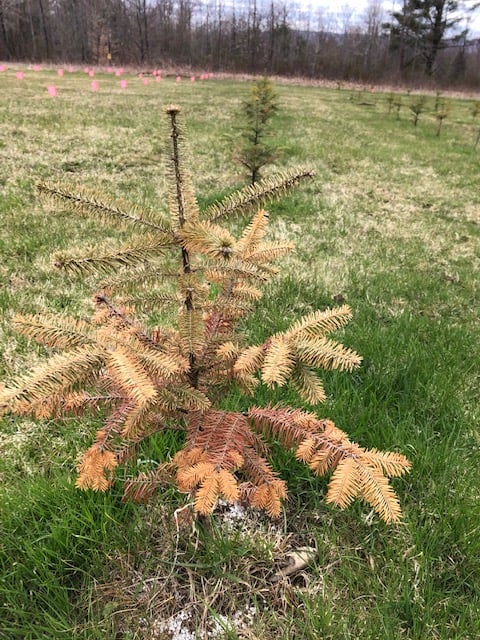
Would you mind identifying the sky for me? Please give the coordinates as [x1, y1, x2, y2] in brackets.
[296, 0, 480, 34]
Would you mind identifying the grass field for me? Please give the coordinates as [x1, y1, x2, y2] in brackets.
[0, 65, 479, 639]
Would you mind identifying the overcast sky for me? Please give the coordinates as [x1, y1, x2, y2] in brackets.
[296, 0, 480, 33]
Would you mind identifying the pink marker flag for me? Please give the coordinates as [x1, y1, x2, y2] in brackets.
[0, 65, 6, 72]
[119, 79, 128, 89]
[176, 75, 181, 83]
[107, 67, 113, 73]
[190, 75, 195, 82]
[89, 70, 95, 77]
[47, 85, 57, 97]
[16, 72, 24, 80]
[91, 80, 99, 91]
[115, 69, 122, 77]
[57, 68, 64, 77]
[68, 65, 74, 73]
[83, 67, 89, 74]
[155, 75, 161, 82]
[33, 64, 42, 72]
[143, 78, 149, 85]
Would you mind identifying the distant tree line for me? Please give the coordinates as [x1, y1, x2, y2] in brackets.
[0, 0, 479, 87]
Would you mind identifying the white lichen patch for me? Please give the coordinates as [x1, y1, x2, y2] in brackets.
[151, 603, 258, 640]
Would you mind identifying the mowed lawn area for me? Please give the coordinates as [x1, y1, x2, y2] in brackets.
[0, 67, 479, 639]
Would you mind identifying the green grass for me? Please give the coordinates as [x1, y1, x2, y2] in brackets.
[0, 66, 479, 639]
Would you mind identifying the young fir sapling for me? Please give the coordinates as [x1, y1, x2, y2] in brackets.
[470, 101, 480, 120]
[394, 96, 402, 120]
[386, 92, 396, 114]
[434, 100, 450, 137]
[409, 95, 426, 127]
[0, 106, 410, 523]
[235, 77, 279, 185]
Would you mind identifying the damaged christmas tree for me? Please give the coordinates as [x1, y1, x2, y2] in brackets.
[0, 106, 410, 523]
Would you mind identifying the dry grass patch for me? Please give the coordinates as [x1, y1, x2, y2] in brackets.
[92, 502, 320, 639]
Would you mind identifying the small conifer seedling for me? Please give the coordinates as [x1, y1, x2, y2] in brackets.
[470, 101, 480, 120]
[394, 96, 402, 120]
[435, 101, 450, 137]
[235, 77, 279, 185]
[409, 96, 426, 127]
[0, 106, 410, 523]
[386, 92, 396, 114]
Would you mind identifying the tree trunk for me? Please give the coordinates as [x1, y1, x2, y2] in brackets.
[38, 0, 51, 59]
